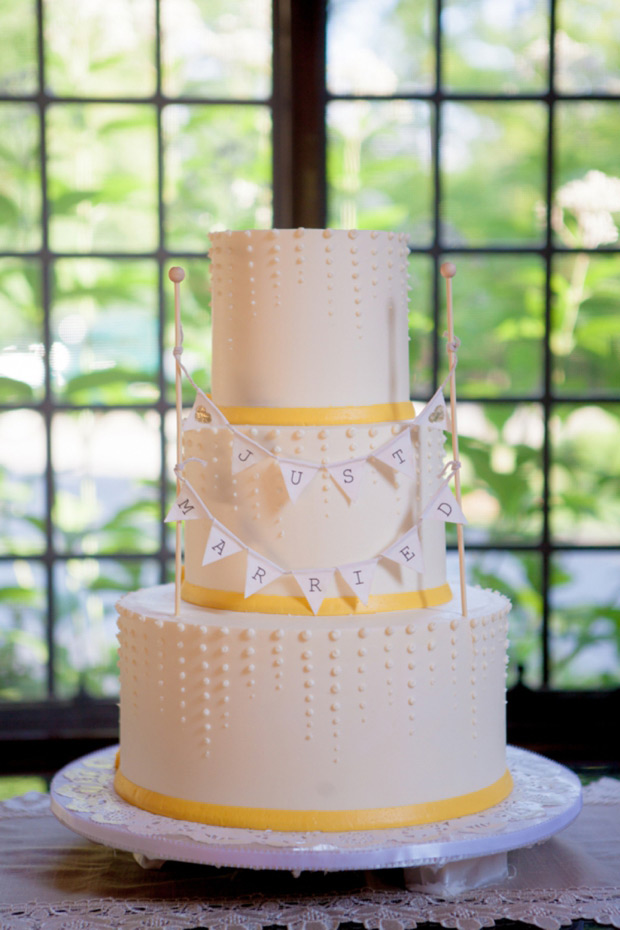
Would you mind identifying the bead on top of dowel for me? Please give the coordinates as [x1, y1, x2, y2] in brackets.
[440, 261, 457, 279]
[168, 266, 186, 283]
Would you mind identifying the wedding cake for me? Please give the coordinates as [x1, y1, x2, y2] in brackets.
[114, 229, 512, 831]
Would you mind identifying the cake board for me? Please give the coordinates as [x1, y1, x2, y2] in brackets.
[51, 745, 581, 890]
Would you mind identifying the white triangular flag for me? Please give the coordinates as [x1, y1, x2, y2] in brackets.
[328, 459, 366, 502]
[337, 559, 378, 605]
[372, 429, 416, 477]
[414, 387, 448, 430]
[279, 460, 319, 502]
[202, 521, 244, 566]
[165, 487, 204, 522]
[184, 390, 229, 430]
[382, 526, 425, 573]
[422, 483, 468, 524]
[293, 569, 334, 615]
[231, 434, 268, 474]
[244, 553, 283, 598]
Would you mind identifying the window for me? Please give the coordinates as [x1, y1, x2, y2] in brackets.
[1, 0, 619, 769]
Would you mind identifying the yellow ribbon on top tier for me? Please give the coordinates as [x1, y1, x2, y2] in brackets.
[212, 400, 417, 427]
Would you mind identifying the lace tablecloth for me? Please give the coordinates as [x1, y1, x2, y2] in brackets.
[1, 779, 619, 930]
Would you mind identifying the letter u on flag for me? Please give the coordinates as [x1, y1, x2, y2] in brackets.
[293, 569, 334, 615]
[279, 461, 319, 502]
[202, 521, 244, 566]
[165, 487, 205, 522]
[372, 429, 416, 478]
[244, 553, 283, 598]
[422, 483, 467, 524]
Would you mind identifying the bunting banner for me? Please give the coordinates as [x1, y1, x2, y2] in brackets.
[372, 429, 416, 478]
[279, 461, 320, 502]
[414, 386, 448, 431]
[231, 434, 269, 475]
[164, 486, 205, 522]
[171, 463, 465, 614]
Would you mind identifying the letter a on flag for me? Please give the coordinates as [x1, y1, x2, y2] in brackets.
[202, 521, 244, 566]
[422, 483, 467, 524]
[293, 569, 334, 615]
[165, 487, 205, 522]
[244, 553, 283, 598]
[382, 526, 425, 573]
[328, 459, 366, 502]
[337, 559, 378, 605]
[373, 429, 416, 478]
[279, 461, 319, 502]
[231, 434, 267, 475]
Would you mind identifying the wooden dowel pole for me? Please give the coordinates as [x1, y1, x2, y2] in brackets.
[440, 261, 467, 617]
[169, 266, 186, 619]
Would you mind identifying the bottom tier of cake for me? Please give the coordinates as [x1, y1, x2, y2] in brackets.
[115, 584, 512, 831]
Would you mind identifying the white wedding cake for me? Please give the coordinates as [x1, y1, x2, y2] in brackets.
[114, 229, 512, 831]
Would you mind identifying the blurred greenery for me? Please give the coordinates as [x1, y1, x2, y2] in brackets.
[1, 0, 619, 700]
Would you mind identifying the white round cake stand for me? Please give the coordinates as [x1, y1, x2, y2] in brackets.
[51, 745, 581, 885]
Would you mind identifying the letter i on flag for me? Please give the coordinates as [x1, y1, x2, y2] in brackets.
[202, 521, 244, 566]
[244, 553, 283, 598]
[293, 569, 334, 615]
[337, 559, 378, 605]
[279, 461, 319, 502]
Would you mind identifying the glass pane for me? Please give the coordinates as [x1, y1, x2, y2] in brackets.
[0, 411, 46, 557]
[47, 104, 158, 253]
[552, 253, 620, 397]
[164, 258, 211, 404]
[54, 558, 159, 699]
[0, 259, 43, 405]
[163, 105, 272, 251]
[555, 103, 620, 249]
[455, 402, 544, 545]
[408, 255, 433, 399]
[550, 552, 620, 689]
[327, 100, 432, 240]
[162, 0, 271, 98]
[439, 254, 545, 397]
[448, 548, 543, 687]
[0, 0, 38, 93]
[556, 0, 620, 93]
[51, 258, 159, 404]
[52, 410, 162, 555]
[443, 0, 548, 92]
[0, 104, 41, 252]
[327, 0, 434, 95]
[442, 102, 546, 246]
[44, 0, 156, 96]
[0, 560, 47, 701]
[550, 403, 620, 545]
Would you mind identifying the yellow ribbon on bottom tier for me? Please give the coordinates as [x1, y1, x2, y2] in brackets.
[181, 580, 453, 615]
[114, 764, 514, 832]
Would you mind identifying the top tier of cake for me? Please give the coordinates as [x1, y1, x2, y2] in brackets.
[209, 229, 411, 409]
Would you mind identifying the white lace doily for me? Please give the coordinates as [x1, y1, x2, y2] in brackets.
[50, 745, 581, 872]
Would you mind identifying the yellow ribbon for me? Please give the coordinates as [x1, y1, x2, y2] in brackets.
[114, 765, 513, 831]
[215, 400, 416, 426]
[181, 580, 452, 615]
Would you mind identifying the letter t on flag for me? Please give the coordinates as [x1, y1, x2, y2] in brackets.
[373, 429, 416, 478]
